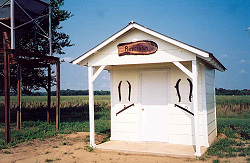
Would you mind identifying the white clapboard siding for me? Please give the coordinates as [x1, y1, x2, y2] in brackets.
[207, 111, 216, 124]
[111, 103, 140, 141]
[205, 68, 215, 78]
[171, 124, 204, 135]
[112, 122, 139, 133]
[206, 84, 215, 95]
[111, 131, 139, 141]
[208, 129, 217, 145]
[205, 75, 215, 85]
[208, 120, 216, 135]
[170, 114, 204, 125]
[204, 65, 216, 144]
[112, 113, 139, 123]
[171, 135, 205, 146]
[207, 103, 215, 114]
[206, 94, 215, 104]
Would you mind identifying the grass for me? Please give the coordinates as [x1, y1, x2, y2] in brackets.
[0, 95, 111, 150]
[207, 138, 238, 157]
[45, 151, 50, 154]
[217, 118, 249, 140]
[216, 95, 250, 104]
[207, 136, 250, 158]
[45, 158, 53, 162]
[214, 96, 249, 162]
[0, 95, 110, 106]
[0, 95, 249, 161]
[213, 160, 220, 163]
[207, 116, 249, 159]
[84, 146, 93, 152]
[3, 149, 12, 154]
[0, 118, 110, 149]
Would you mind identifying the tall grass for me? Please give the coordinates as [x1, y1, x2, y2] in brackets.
[0, 95, 110, 108]
[216, 95, 250, 118]
[0, 95, 110, 122]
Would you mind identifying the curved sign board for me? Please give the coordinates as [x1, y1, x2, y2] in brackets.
[117, 40, 158, 56]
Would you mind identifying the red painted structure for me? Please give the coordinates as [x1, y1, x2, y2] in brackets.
[0, 38, 61, 145]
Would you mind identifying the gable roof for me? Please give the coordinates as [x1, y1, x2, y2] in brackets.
[71, 21, 226, 72]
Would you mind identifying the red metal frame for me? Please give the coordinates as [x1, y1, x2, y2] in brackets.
[47, 65, 51, 124]
[4, 49, 10, 145]
[1, 48, 61, 144]
[17, 64, 21, 129]
[56, 61, 60, 130]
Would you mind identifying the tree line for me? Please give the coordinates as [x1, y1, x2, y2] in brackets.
[2, 88, 249, 96]
[216, 88, 250, 95]
[29, 89, 110, 96]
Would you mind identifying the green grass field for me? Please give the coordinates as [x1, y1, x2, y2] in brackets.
[0, 95, 110, 108]
[0, 95, 249, 160]
[216, 95, 250, 104]
[0, 95, 111, 149]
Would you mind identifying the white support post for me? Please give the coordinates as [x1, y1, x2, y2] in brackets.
[10, 0, 15, 49]
[192, 60, 201, 156]
[173, 60, 201, 155]
[88, 65, 106, 147]
[88, 66, 95, 147]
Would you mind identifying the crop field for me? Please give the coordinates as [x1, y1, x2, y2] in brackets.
[0, 95, 249, 161]
[216, 95, 250, 118]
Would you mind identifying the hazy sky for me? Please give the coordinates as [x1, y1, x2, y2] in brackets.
[56, 0, 250, 91]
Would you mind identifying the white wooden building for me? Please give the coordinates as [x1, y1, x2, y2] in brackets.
[71, 22, 226, 156]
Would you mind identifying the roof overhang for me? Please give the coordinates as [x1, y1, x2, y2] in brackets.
[71, 22, 226, 72]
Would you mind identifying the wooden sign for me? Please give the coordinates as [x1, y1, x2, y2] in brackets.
[117, 40, 158, 56]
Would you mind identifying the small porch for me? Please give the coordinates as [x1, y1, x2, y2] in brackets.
[96, 140, 208, 157]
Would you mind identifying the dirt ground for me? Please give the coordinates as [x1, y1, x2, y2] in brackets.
[0, 132, 247, 163]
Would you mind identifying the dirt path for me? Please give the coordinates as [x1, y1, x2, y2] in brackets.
[0, 132, 247, 163]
